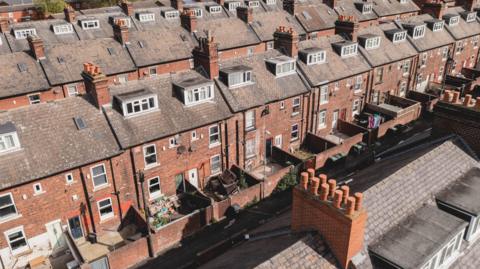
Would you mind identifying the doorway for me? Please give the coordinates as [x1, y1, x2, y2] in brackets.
[188, 168, 199, 188]
[68, 216, 84, 240]
[45, 219, 66, 251]
[332, 110, 339, 129]
[265, 138, 273, 159]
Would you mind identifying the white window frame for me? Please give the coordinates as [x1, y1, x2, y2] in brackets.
[412, 25, 426, 39]
[266, 41, 274, 50]
[274, 135, 282, 147]
[442, 46, 449, 60]
[275, 61, 296, 77]
[143, 144, 157, 167]
[354, 75, 363, 92]
[122, 95, 158, 117]
[5, 226, 29, 255]
[191, 131, 198, 141]
[0, 132, 21, 154]
[352, 100, 360, 116]
[169, 136, 179, 148]
[466, 12, 477, 23]
[65, 173, 74, 184]
[53, 23, 73, 35]
[449, 16, 460, 26]
[67, 84, 78, 96]
[210, 155, 222, 175]
[97, 198, 114, 221]
[320, 86, 329, 105]
[393, 31, 407, 43]
[245, 139, 256, 158]
[341, 44, 358, 57]
[191, 8, 203, 17]
[291, 123, 299, 141]
[365, 37, 381, 50]
[245, 110, 255, 131]
[402, 59, 411, 75]
[318, 110, 327, 129]
[28, 94, 40, 105]
[362, 3, 373, 14]
[209, 5, 222, 13]
[209, 125, 220, 147]
[0, 193, 18, 221]
[228, 71, 252, 87]
[399, 81, 407, 97]
[307, 51, 326, 65]
[265, 0, 276, 5]
[33, 183, 43, 195]
[138, 12, 155, 22]
[292, 97, 301, 115]
[117, 74, 128, 84]
[164, 10, 179, 19]
[248, 0, 260, 7]
[148, 177, 162, 199]
[149, 66, 157, 76]
[228, 1, 241, 11]
[81, 20, 100, 30]
[280, 101, 285, 110]
[432, 21, 444, 32]
[90, 164, 108, 189]
[14, 28, 36, 39]
[184, 84, 214, 106]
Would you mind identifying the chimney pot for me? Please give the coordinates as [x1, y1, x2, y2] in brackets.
[464, 94, 473, 107]
[475, 97, 480, 109]
[300, 172, 309, 190]
[307, 168, 315, 180]
[354, 192, 363, 211]
[333, 190, 343, 209]
[114, 21, 129, 46]
[320, 183, 329, 201]
[422, 2, 446, 19]
[319, 174, 327, 185]
[328, 179, 337, 198]
[340, 185, 350, 204]
[452, 91, 460, 104]
[443, 90, 451, 102]
[193, 34, 219, 79]
[82, 63, 110, 109]
[346, 197, 356, 215]
[310, 177, 320, 196]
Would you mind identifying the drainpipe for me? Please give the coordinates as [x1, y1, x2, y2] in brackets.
[235, 120, 240, 166]
[129, 149, 142, 209]
[224, 120, 230, 169]
[108, 159, 123, 221]
[80, 170, 97, 237]
[138, 171, 155, 258]
[219, 121, 225, 172]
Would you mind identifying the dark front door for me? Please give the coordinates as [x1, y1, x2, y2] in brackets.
[68, 216, 83, 240]
[266, 138, 273, 159]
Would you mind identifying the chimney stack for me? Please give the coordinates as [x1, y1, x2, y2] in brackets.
[422, 2, 446, 19]
[283, 0, 298, 15]
[273, 26, 299, 58]
[181, 10, 197, 32]
[324, 0, 338, 9]
[292, 172, 367, 269]
[121, 0, 134, 16]
[465, 0, 476, 11]
[28, 35, 45, 61]
[335, 15, 360, 42]
[475, 97, 480, 109]
[82, 63, 111, 109]
[193, 31, 219, 79]
[0, 17, 9, 33]
[172, 0, 184, 12]
[113, 20, 129, 46]
[64, 6, 76, 23]
[463, 94, 473, 106]
[237, 6, 253, 24]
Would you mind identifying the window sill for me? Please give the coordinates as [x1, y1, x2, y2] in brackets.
[319, 102, 329, 106]
[149, 193, 163, 201]
[12, 247, 32, 258]
[318, 125, 326, 130]
[290, 137, 299, 142]
[210, 171, 222, 177]
[0, 214, 22, 225]
[245, 127, 256, 133]
[99, 215, 115, 223]
[291, 112, 300, 117]
[245, 155, 256, 160]
[93, 183, 111, 192]
[144, 163, 160, 171]
[209, 142, 221, 149]
[33, 191, 46, 196]
[66, 180, 77, 186]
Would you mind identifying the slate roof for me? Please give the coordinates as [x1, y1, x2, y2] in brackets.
[73, 6, 129, 40]
[0, 51, 50, 98]
[297, 35, 371, 86]
[104, 70, 232, 148]
[372, 0, 419, 17]
[194, 17, 261, 50]
[0, 97, 121, 189]
[357, 22, 417, 67]
[443, 7, 480, 40]
[334, 0, 378, 22]
[293, 1, 338, 33]
[0, 34, 11, 55]
[399, 14, 455, 52]
[215, 50, 309, 112]
[40, 38, 137, 85]
[249, 10, 306, 42]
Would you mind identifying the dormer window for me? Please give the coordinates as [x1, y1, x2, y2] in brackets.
[209, 5, 222, 13]
[14, 28, 36, 39]
[300, 48, 326, 65]
[462, 11, 477, 23]
[163, 10, 179, 19]
[360, 35, 381, 50]
[227, 1, 241, 11]
[445, 15, 460, 26]
[220, 66, 253, 87]
[189, 8, 203, 17]
[265, 0, 276, 5]
[334, 42, 358, 57]
[432, 21, 444, 32]
[112, 16, 132, 28]
[266, 56, 296, 77]
[174, 77, 215, 106]
[393, 31, 407, 42]
[356, 2, 373, 14]
[412, 25, 426, 39]
[137, 12, 155, 22]
[399, 0, 407, 4]
[81, 19, 100, 30]
[53, 23, 73, 35]
[246, 0, 260, 7]
[0, 122, 20, 154]
[114, 89, 158, 117]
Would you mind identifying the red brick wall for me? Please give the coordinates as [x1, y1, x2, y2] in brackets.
[414, 45, 454, 88]
[107, 237, 149, 269]
[0, 88, 63, 110]
[218, 44, 265, 60]
[137, 60, 192, 79]
[0, 9, 41, 22]
[229, 183, 262, 208]
[369, 58, 415, 103]
[451, 35, 480, 74]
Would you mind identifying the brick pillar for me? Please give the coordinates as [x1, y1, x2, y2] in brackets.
[82, 63, 111, 109]
[64, 7, 75, 23]
[121, 0, 134, 16]
[335, 16, 360, 42]
[28, 35, 45, 61]
[113, 20, 129, 46]
[193, 31, 219, 79]
[291, 175, 367, 269]
[171, 0, 184, 11]
[422, 2, 446, 19]
[180, 10, 196, 32]
[0, 17, 9, 33]
[237, 6, 253, 24]
[273, 26, 299, 58]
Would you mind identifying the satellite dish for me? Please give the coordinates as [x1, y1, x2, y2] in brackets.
[177, 145, 187, 154]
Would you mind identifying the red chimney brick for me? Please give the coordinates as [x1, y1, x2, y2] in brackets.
[28, 35, 45, 61]
[335, 16, 360, 42]
[292, 172, 368, 269]
[64, 6, 75, 23]
[216, 0, 225, 5]
[422, 2, 446, 19]
[443, 90, 451, 102]
[273, 26, 299, 58]
[0, 17, 9, 33]
[172, 0, 184, 12]
[82, 63, 111, 109]
[121, 0, 134, 16]
[114, 20, 129, 46]
[193, 32, 219, 79]
[237, 6, 253, 24]
[181, 10, 197, 32]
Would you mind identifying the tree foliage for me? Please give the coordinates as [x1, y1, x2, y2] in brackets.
[35, 0, 66, 14]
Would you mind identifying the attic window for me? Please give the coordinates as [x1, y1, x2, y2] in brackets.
[265, 0, 276, 5]
[14, 28, 36, 39]
[0, 123, 20, 154]
[119, 94, 158, 117]
[341, 43, 358, 57]
[184, 84, 214, 105]
[81, 19, 100, 30]
[447, 15, 460, 26]
[364, 36, 381, 50]
[137, 12, 155, 22]
[221, 68, 253, 87]
[266, 57, 296, 77]
[432, 21, 444, 31]
[189, 8, 203, 17]
[247, 0, 260, 7]
[464, 12, 477, 23]
[393, 31, 407, 42]
[300, 49, 326, 65]
[399, 0, 407, 3]
[163, 10, 179, 19]
[227, 1, 241, 11]
[209, 5, 222, 13]
[412, 25, 426, 39]
[53, 23, 73, 35]
[361, 3, 373, 14]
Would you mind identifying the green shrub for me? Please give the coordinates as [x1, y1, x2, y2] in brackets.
[274, 169, 298, 192]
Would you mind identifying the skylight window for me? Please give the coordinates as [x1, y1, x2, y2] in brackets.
[81, 19, 100, 30]
[137, 12, 155, 22]
[14, 28, 36, 39]
[209, 5, 222, 13]
[53, 23, 73, 35]
[412, 25, 426, 39]
[74, 117, 87, 130]
[163, 10, 179, 19]
[17, 63, 27, 73]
